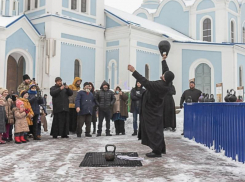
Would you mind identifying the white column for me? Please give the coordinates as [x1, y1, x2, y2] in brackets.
[2, 0, 6, 15]
[9, 0, 13, 16]
[0, 39, 7, 87]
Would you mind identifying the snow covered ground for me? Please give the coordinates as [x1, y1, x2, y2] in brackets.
[0, 110, 245, 182]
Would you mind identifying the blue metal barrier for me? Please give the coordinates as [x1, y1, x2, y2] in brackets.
[184, 103, 245, 163]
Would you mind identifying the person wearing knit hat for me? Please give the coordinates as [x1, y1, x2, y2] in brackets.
[17, 74, 31, 95]
[128, 64, 175, 158]
[13, 99, 30, 144]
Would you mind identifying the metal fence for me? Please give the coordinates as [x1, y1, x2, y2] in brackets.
[184, 103, 245, 163]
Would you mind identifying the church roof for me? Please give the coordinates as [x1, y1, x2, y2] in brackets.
[105, 5, 196, 42]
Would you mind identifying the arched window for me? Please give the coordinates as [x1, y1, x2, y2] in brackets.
[243, 25, 245, 43]
[74, 59, 80, 78]
[239, 66, 243, 86]
[195, 63, 211, 94]
[145, 64, 149, 80]
[13, 1, 16, 10]
[35, 0, 38, 8]
[81, 0, 87, 12]
[27, 0, 31, 10]
[71, 0, 77, 10]
[203, 18, 211, 42]
[231, 21, 235, 43]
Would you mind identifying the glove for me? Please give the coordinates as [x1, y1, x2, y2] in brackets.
[25, 109, 30, 115]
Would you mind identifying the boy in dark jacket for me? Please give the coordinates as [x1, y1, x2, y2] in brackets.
[28, 84, 43, 140]
[75, 82, 95, 137]
[130, 81, 145, 136]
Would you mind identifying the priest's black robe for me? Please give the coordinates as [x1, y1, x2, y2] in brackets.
[134, 71, 169, 153]
[162, 60, 176, 129]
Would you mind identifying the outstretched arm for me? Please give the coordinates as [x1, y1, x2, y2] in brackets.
[162, 60, 169, 75]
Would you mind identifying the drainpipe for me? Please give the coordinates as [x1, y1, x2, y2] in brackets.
[233, 45, 236, 89]
[128, 24, 132, 90]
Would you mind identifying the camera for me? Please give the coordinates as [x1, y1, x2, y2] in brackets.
[63, 82, 67, 86]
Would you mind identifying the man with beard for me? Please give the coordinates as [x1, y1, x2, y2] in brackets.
[128, 64, 175, 158]
[68, 77, 82, 134]
[17, 74, 31, 95]
[50, 77, 73, 138]
[95, 81, 115, 137]
[159, 40, 176, 132]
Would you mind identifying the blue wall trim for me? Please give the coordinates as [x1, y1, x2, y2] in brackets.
[136, 13, 148, 19]
[106, 49, 119, 88]
[40, 0, 46, 7]
[62, 10, 96, 23]
[60, 43, 95, 85]
[26, 9, 46, 19]
[106, 16, 121, 28]
[5, 28, 36, 78]
[196, 0, 215, 11]
[182, 49, 222, 97]
[34, 22, 45, 35]
[154, 1, 189, 36]
[91, 0, 96, 16]
[229, 1, 238, 13]
[196, 11, 216, 42]
[107, 41, 119, 47]
[136, 50, 160, 81]
[62, 0, 69, 8]
[61, 33, 96, 44]
[137, 41, 158, 51]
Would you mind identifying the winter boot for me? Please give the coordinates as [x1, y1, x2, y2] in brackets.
[92, 128, 96, 134]
[20, 136, 27, 143]
[85, 134, 92, 137]
[9, 134, 13, 141]
[132, 130, 137, 136]
[24, 135, 29, 142]
[15, 136, 22, 144]
[106, 133, 112, 136]
[96, 133, 101, 137]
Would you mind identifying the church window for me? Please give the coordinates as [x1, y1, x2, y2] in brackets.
[203, 18, 211, 42]
[81, 0, 86, 12]
[35, 0, 38, 8]
[145, 64, 150, 80]
[231, 21, 235, 43]
[74, 59, 81, 78]
[27, 0, 31, 10]
[13, 1, 16, 10]
[243, 26, 245, 43]
[71, 0, 77, 10]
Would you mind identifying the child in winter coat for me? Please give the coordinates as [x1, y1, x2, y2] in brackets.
[0, 94, 6, 144]
[14, 100, 30, 144]
[28, 84, 43, 140]
[19, 90, 34, 142]
[0, 88, 15, 142]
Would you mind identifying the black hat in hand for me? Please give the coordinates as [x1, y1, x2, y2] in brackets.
[158, 40, 171, 56]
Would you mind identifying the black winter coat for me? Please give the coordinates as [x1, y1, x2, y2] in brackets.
[133, 70, 170, 153]
[50, 85, 73, 114]
[130, 86, 145, 113]
[180, 88, 202, 107]
[95, 81, 116, 111]
[29, 94, 44, 115]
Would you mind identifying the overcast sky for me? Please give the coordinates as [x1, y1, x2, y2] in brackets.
[104, 0, 143, 14]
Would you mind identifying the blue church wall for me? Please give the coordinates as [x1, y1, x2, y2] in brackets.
[182, 49, 222, 96]
[62, 0, 69, 8]
[136, 13, 148, 19]
[154, 1, 189, 36]
[137, 41, 158, 51]
[34, 22, 45, 35]
[106, 16, 121, 28]
[26, 9, 45, 19]
[18, 0, 24, 14]
[62, 10, 96, 23]
[237, 53, 245, 89]
[136, 50, 160, 81]
[241, 4, 245, 42]
[5, 28, 36, 77]
[107, 41, 119, 47]
[228, 1, 238, 13]
[106, 49, 119, 87]
[5, 0, 9, 16]
[91, 0, 97, 16]
[60, 43, 95, 85]
[61, 33, 96, 44]
[228, 12, 238, 42]
[196, 11, 216, 42]
[196, 0, 215, 11]
[40, 0, 46, 7]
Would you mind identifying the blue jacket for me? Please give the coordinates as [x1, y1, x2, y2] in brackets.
[75, 90, 95, 116]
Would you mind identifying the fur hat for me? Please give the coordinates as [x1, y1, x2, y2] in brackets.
[16, 99, 24, 109]
[23, 74, 30, 81]
[164, 71, 175, 84]
[20, 90, 28, 98]
[0, 88, 8, 95]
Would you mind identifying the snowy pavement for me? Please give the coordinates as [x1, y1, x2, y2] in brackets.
[0, 110, 245, 182]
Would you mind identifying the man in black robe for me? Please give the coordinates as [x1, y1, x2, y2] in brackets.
[128, 65, 175, 158]
[159, 41, 176, 132]
[50, 77, 73, 138]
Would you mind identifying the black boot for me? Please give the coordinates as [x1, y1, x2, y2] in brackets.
[92, 128, 96, 134]
[9, 134, 13, 141]
[85, 133, 92, 137]
[106, 133, 112, 136]
[146, 151, 162, 158]
[97, 133, 101, 137]
[24, 135, 29, 142]
[132, 130, 137, 136]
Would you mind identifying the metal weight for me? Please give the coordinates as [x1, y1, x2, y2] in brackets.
[105, 144, 116, 161]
